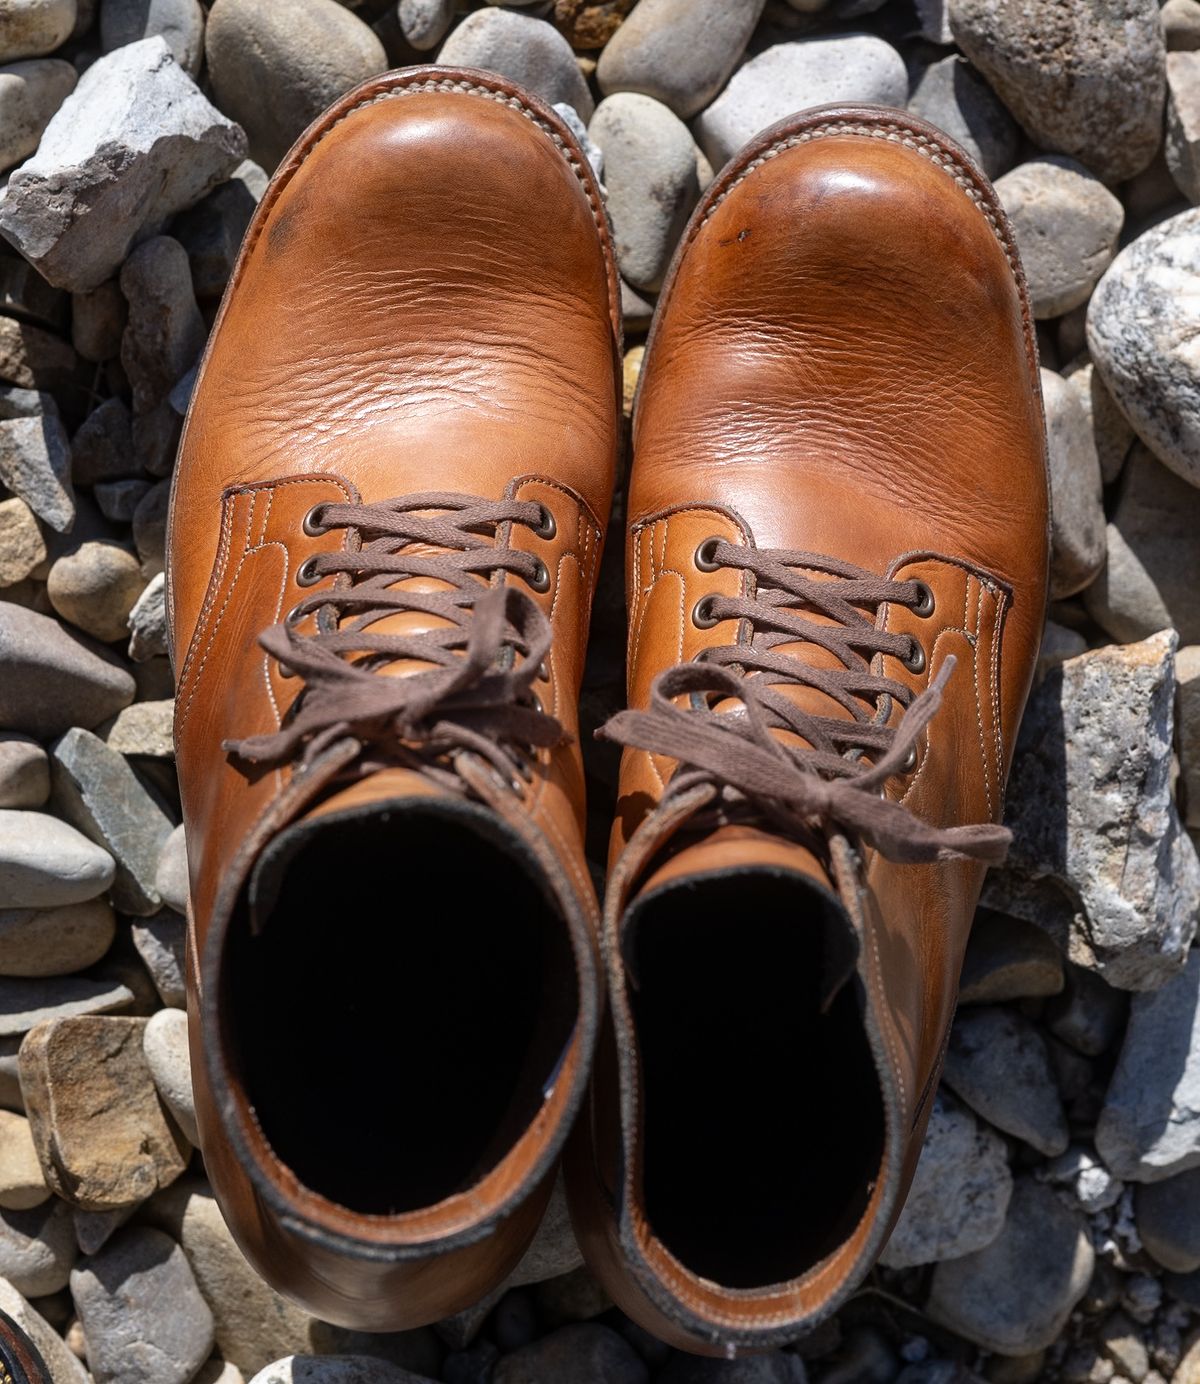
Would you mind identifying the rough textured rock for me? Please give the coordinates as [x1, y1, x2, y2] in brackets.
[0, 605, 135, 736]
[1097, 951, 1200, 1182]
[70, 397, 135, 486]
[98, 699, 173, 760]
[0, 37, 246, 291]
[119, 236, 205, 417]
[983, 632, 1200, 990]
[0, 810, 114, 909]
[0, 898, 114, 977]
[126, 569, 166, 661]
[880, 1091, 1011, 1269]
[1088, 207, 1200, 487]
[0, 1198, 75, 1295]
[439, 10, 594, 121]
[0, 734, 47, 809]
[0, 412, 73, 532]
[948, 0, 1166, 184]
[99, 0, 205, 76]
[907, 54, 1018, 180]
[958, 909, 1064, 1004]
[0, 1276, 88, 1384]
[0, 498, 47, 588]
[19, 1016, 189, 1210]
[996, 158, 1123, 319]
[70, 1226, 214, 1384]
[926, 1177, 1094, 1355]
[47, 542, 147, 643]
[129, 910, 185, 1008]
[596, 0, 763, 119]
[493, 1324, 649, 1384]
[1039, 367, 1105, 599]
[589, 94, 698, 292]
[694, 35, 907, 169]
[0, 1110, 48, 1209]
[943, 1006, 1069, 1156]
[1137, 1167, 1200, 1271]
[1085, 443, 1200, 647]
[0, 59, 76, 173]
[142, 1007, 195, 1145]
[1168, 49, 1200, 201]
[0, 0, 76, 61]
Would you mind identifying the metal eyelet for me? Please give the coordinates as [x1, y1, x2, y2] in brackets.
[694, 536, 723, 572]
[531, 693, 544, 716]
[278, 662, 297, 679]
[538, 660, 549, 682]
[530, 558, 551, 593]
[912, 580, 935, 618]
[295, 556, 321, 588]
[692, 595, 720, 629]
[901, 746, 918, 773]
[902, 639, 926, 674]
[532, 504, 556, 540]
[284, 602, 305, 628]
[302, 504, 327, 537]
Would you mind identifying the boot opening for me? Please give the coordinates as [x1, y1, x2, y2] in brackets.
[226, 801, 579, 1215]
[627, 870, 885, 1288]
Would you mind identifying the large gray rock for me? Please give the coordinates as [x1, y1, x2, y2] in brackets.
[205, 0, 386, 172]
[880, 1091, 1012, 1269]
[948, 0, 1166, 184]
[1138, 1168, 1200, 1271]
[1097, 950, 1200, 1182]
[0, 603, 135, 736]
[907, 55, 1018, 180]
[438, 10, 594, 121]
[1168, 49, 1200, 201]
[1040, 367, 1105, 599]
[0, 59, 76, 173]
[1083, 444, 1200, 646]
[0, 412, 72, 532]
[983, 632, 1200, 991]
[995, 158, 1123, 319]
[0, 37, 246, 291]
[99, 0, 205, 76]
[0, 1276, 88, 1384]
[0, 1198, 75, 1296]
[50, 727, 173, 916]
[0, 0, 75, 62]
[926, 1177, 1094, 1355]
[589, 94, 698, 292]
[0, 810, 113, 908]
[0, 898, 114, 976]
[1087, 207, 1200, 487]
[71, 1226, 214, 1384]
[596, 0, 764, 120]
[693, 35, 907, 170]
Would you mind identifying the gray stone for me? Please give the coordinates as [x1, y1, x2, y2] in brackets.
[0, 498, 47, 588]
[0, 604, 135, 736]
[926, 1176, 1093, 1355]
[131, 396, 181, 477]
[205, 0, 387, 172]
[908, 55, 1018, 180]
[1138, 1168, 1200, 1271]
[0, 974, 133, 1037]
[47, 542, 147, 643]
[70, 397, 135, 487]
[0, 810, 113, 908]
[658, 1354, 808, 1383]
[1046, 964, 1127, 1057]
[50, 726, 173, 915]
[880, 1090, 1011, 1269]
[996, 158, 1123, 319]
[589, 94, 698, 292]
[0, 734, 47, 809]
[494, 1324, 649, 1384]
[694, 35, 907, 170]
[1069, 361, 1135, 486]
[1087, 207, 1200, 487]
[1040, 367, 1105, 599]
[439, 10, 594, 121]
[1166, 0, 1200, 52]
[506, 1173, 582, 1287]
[1168, 50, 1200, 201]
[1036, 620, 1086, 682]
[0, 0, 75, 61]
[531, 1267, 611, 1327]
[596, 0, 763, 120]
[0, 37, 246, 292]
[948, 0, 1165, 184]
[1097, 950, 1200, 1182]
[133, 478, 169, 577]
[943, 1005, 1069, 1156]
[119, 236, 205, 417]
[98, 700, 173, 760]
[398, 0, 453, 51]
[246, 1361, 432, 1384]
[130, 910, 184, 1007]
[74, 1203, 136, 1256]
[71, 1226, 214, 1384]
[0, 318, 78, 397]
[0, 898, 114, 976]
[173, 163, 263, 299]
[982, 632, 1200, 991]
[94, 478, 152, 524]
[0, 1199, 75, 1296]
[154, 825, 187, 916]
[70, 280, 125, 364]
[0, 1277, 89, 1384]
[142, 1007, 195, 1145]
[0, 412, 73, 532]
[1179, 646, 1200, 829]
[1084, 444, 1200, 646]
[959, 909, 1064, 1004]
[0, 59, 76, 172]
[1041, 1145, 1124, 1214]
[127, 570, 166, 662]
[99, 0, 204, 75]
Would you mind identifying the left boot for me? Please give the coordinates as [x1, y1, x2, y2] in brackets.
[567, 104, 1049, 1353]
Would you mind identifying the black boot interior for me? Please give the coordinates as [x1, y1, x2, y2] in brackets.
[226, 802, 579, 1215]
[626, 870, 885, 1288]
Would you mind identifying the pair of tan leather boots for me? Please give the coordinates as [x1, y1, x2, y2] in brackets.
[166, 67, 1049, 1353]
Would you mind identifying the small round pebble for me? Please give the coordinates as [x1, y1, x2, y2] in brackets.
[143, 1006, 197, 1145]
[47, 540, 148, 643]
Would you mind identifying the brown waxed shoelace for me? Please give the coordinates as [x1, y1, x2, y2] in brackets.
[600, 543, 1012, 865]
[224, 493, 564, 790]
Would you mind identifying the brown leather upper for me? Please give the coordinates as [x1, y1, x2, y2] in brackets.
[167, 68, 621, 1329]
[567, 106, 1049, 1351]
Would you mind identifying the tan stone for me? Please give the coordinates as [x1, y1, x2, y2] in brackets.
[622, 344, 643, 418]
[0, 1111, 48, 1209]
[0, 498, 45, 587]
[18, 1016, 188, 1210]
[0, 898, 115, 977]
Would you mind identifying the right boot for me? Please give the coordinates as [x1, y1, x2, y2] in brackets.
[166, 67, 621, 1330]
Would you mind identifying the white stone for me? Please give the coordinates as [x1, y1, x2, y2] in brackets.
[0, 809, 114, 908]
[143, 1007, 196, 1145]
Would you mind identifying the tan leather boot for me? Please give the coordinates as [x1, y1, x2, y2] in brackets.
[167, 67, 621, 1330]
[567, 105, 1049, 1353]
